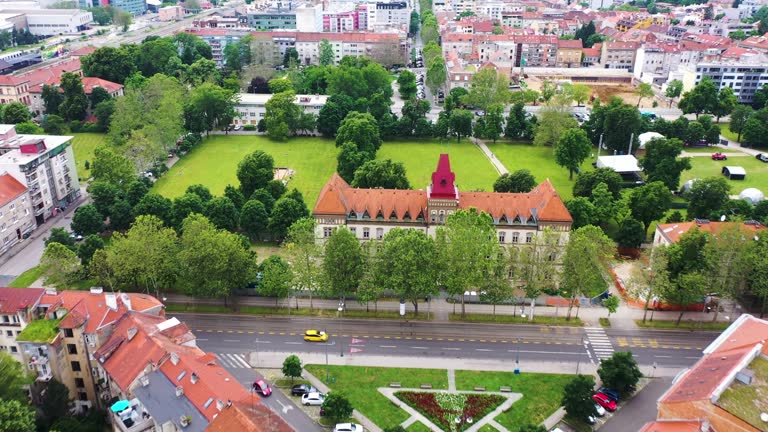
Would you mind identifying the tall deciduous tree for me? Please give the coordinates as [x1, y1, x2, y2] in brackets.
[0, 351, 31, 402]
[397, 70, 418, 100]
[178, 214, 257, 301]
[533, 109, 578, 147]
[335, 111, 381, 155]
[71, 204, 105, 236]
[240, 199, 268, 240]
[728, 104, 752, 142]
[665, 80, 683, 107]
[184, 83, 238, 135]
[259, 255, 294, 306]
[268, 197, 309, 240]
[58, 72, 88, 121]
[640, 138, 691, 190]
[351, 159, 410, 189]
[679, 77, 718, 118]
[555, 128, 592, 180]
[204, 196, 239, 232]
[238, 150, 275, 198]
[0, 398, 35, 432]
[747, 231, 768, 317]
[281, 354, 302, 382]
[2, 102, 31, 124]
[376, 229, 438, 315]
[285, 218, 323, 310]
[635, 82, 654, 107]
[628, 181, 672, 234]
[323, 226, 364, 304]
[493, 170, 536, 193]
[561, 375, 597, 423]
[561, 225, 613, 320]
[425, 56, 446, 95]
[41, 84, 65, 116]
[265, 90, 301, 141]
[462, 67, 511, 111]
[685, 177, 730, 220]
[573, 168, 623, 200]
[81, 46, 137, 84]
[704, 223, 751, 321]
[449, 109, 473, 142]
[318, 39, 335, 66]
[40, 242, 82, 287]
[597, 351, 642, 394]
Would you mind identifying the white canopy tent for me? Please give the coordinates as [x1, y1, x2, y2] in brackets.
[638, 132, 665, 149]
[739, 188, 765, 204]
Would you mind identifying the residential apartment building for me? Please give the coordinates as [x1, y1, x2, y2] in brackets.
[556, 39, 583, 68]
[515, 35, 558, 68]
[28, 76, 124, 117]
[245, 1, 299, 30]
[107, 0, 147, 16]
[17, 288, 164, 413]
[313, 154, 573, 242]
[601, 41, 639, 70]
[322, 6, 366, 32]
[0, 173, 35, 252]
[695, 54, 768, 104]
[233, 93, 328, 126]
[367, 1, 410, 28]
[184, 28, 253, 67]
[0, 124, 81, 225]
[293, 31, 405, 66]
[0, 57, 82, 110]
[0, 287, 44, 361]
[0, 75, 30, 105]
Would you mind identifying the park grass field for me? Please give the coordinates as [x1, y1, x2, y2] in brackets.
[377, 140, 499, 191]
[153, 135, 339, 206]
[681, 155, 768, 194]
[486, 141, 595, 200]
[71, 133, 108, 181]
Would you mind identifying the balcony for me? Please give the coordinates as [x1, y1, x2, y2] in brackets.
[28, 354, 49, 366]
[36, 371, 52, 382]
[113, 401, 154, 432]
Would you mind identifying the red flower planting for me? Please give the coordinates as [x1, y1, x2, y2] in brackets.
[395, 392, 505, 431]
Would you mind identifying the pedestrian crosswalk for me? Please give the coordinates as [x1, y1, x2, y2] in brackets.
[215, 353, 252, 369]
[585, 327, 615, 361]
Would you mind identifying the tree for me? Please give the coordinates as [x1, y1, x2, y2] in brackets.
[742, 107, 768, 148]
[753, 84, 768, 110]
[93, 99, 115, 132]
[729, 104, 753, 142]
[628, 182, 672, 234]
[285, 218, 323, 310]
[602, 100, 641, 154]
[41, 114, 67, 135]
[178, 214, 257, 300]
[13, 122, 42, 134]
[89, 86, 111, 110]
[565, 197, 596, 229]
[133, 193, 173, 226]
[81, 46, 137, 84]
[318, 39, 335, 66]
[335, 111, 381, 155]
[264, 90, 300, 140]
[0, 351, 31, 402]
[281, 354, 302, 382]
[77, 234, 105, 267]
[240, 199, 268, 240]
[636, 82, 654, 107]
[321, 393, 353, 423]
[323, 227, 364, 303]
[462, 67, 511, 112]
[260, 255, 293, 306]
[573, 168, 623, 199]
[92, 146, 136, 187]
[425, 56, 447, 95]
[58, 72, 88, 121]
[0, 399, 35, 432]
[337, 142, 372, 183]
[283, 47, 299, 67]
[351, 159, 410, 189]
[481, 104, 505, 143]
[71, 204, 105, 236]
[224, 184, 246, 211]
[39, 242, 81, 287]
[39, 378, 70, 430]
[184, 83, 237, 135]
[603, 294, 620, 317]
[376, 229, 438, 315]
[533, 109, 578, 147]
[238, 150, 275, 198]
[449, 109, 473, 141]
[747, 231, 768, 317]
[561, 375, 597, 423]
[616, 218, 645, 248]
[268, 197, 309, 240]
[665, 80, 683, 107]
[598, 351, 643, 394]
[493, 170, 536, 193]
[204, 196, 239, 232]
[397, 70, 418, 100]
[555, 128, 592, 180]
[2, 102, 31, 124]
[268, 78, 293, 94]
[640, 138, 691, 191]
[561, 226, 613, 320]
[106, 215, 179, 293]
[712, 86, 737, 122]
[45, 227, 76, 251]
[438, 208, 498, 317]
[685, 177, 730, 220]
[569, 84, 591, 107]
[679, 77, 718, 118]
[505, 102, 535, 140]
[704, 223, 751, 321]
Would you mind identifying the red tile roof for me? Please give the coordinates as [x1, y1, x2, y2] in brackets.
[0, 75, 28, 86]
[41, 290, 163, 334]
[0, 174, 28, 207]
[738, 34, 768, 51]
[206, 400, 295, 432]
[655, 221, 765, 244]
[28, 76, 123, 96]
[69, 46, 97, 57]
[0, 287, 45, 314]
[558, 39, 583, 49]
[15, 58, 81, 88]
[639, 421, 713, 432]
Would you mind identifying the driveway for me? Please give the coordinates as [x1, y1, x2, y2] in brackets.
[599, 377, 672, 432]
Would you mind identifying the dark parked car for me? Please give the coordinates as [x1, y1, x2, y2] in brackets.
[291, 384, 318, 396]
[598, 387, 620, 402]
[592, 392, 617, 412]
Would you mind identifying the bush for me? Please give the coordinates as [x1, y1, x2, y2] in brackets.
[244, 124, 257, 131]
[69, 120, 84, 132]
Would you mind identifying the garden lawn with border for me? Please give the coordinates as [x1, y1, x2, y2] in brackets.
[455, 370, 572, 432]
[449, 313, 583, 326]
[304, 365, 448, 430]
[396, 391, 505, 431]
[717, 123, 740, 143]
[406, 421, 433, 431]
[681, 155, 768, 193]
[153, 136, 338, 206]
[71, 133, 108, 180]
[8, 266, 42, 287]
[634, 319, 730, 331]
[486, 141, 595, 200]
[377, 140, 498, 191]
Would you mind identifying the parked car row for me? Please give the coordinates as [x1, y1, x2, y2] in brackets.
[290, 384, 364, 431]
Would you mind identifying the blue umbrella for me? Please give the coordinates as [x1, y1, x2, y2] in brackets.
[110, 400, 130, 412]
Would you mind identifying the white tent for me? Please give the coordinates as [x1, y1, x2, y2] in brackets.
[722, 166, 746, 180]
[681, 179, 698, 194]
[739, 188, 765, 204]
[638, 132, 664, 149]
[596, 155, 641, 173]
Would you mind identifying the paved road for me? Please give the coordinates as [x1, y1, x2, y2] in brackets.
[177, 313, 717, 370]
[600, 377, 673, 432]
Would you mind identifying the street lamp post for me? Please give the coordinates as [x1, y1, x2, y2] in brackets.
[325, 336, 329, 383]
[514, 338, 521, 375]
[338, 301, 344, 357]
[255, 338, 260, 368]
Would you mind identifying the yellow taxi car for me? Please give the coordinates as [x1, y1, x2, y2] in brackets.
[303, 330, 329, 342]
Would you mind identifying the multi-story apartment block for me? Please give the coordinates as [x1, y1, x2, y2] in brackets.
[0, 287, 44, 361]
[0, 173, 35, 251]
[367, 1, 410, 28]
[246, 1, 299, 30]
[17, 288, 164, 413]
[634, 42, 683, 83]
[515, 35, 558, 67]
[313, 154, 573, 242]
[601, 41, 639, 70]
[108, 0, 147, 16]
[556, 39, 583, 68]
[233, 93, 328, 126]
[0, 125, 80, 225]
[695, 55, 768, 104]
[184, 28, 253, 66]
[322, 6, 366, 32]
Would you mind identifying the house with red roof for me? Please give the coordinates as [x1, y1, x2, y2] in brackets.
[28, 76, 124, 117]
[0, 57, 82, 110]
[653, 220, 765, 246]
[642, 315, 768, 432]
[0, 287, 44, 361]
[16, 287, 164, 413]
[313, 154, 572, 244]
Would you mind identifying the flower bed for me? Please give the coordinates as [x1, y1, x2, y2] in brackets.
[395, 391, 505, 432]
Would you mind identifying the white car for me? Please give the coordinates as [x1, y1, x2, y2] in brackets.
[595, 403, 606, 416]
[333, 424, 363, 432]
[301, 392, 325, 406]
[233, 124, 242, 131]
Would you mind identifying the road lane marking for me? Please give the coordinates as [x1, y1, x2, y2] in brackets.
[223, 339, 240, 342]
[508, 350, 587, 355]
[411, 346, 428, 349]
[285, 342, 302, 345]
[654, 355, 672, 358]
[379, 345, 397, 348]
[475, 349, 493, 352]
[197, 338, 208, 341]
[442, 348, 461, 351]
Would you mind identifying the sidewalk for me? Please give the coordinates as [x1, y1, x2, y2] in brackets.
[471, 138, 509, 175]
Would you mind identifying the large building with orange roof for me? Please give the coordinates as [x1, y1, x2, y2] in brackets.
[641, 314, 768, 432]
[653, 220, 765, 246]
[313, 154, 573, 243]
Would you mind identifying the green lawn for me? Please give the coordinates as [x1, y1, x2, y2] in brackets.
[449, 313, 583, 326]
[71, 133, 108, 181]
[304, 365, 449, 430]
[8, 266, 43, 287]
[718, 122, 740, 143]
[681, 155, 768, 193]
[634, 319, 731, 331]
[486, 142, 595, 200]
[377, 140, 498, 191]
[406, 421, 433, 431]
[153, 136, 339, 206]
[455, 370, 572, 432]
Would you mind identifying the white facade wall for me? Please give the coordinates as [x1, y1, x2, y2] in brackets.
[0, 189, 35, 253]
[0, 309, 32, 361]
[367, 1, 409, 26]
[233, 93, 329, 125]
[296, 4, 323, 32]
[23, 10, 93, 35]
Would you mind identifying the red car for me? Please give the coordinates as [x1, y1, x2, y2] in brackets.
[592, 392, 617, 412]
[712, 153, 727, 160]
[253, 379, 272, 397]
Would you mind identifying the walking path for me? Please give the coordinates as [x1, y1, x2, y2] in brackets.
[472, 138, 509, 175]
[447, 369, 456, 391]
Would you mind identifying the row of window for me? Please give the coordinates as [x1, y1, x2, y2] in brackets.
[1, 314, 20, 324]
[0, 345, 18, 353]
[4, 330, 21, 337]
[323, 225, 537, 244]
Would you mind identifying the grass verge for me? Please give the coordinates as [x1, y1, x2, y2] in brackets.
[449, 313, 583, 327]
[304, 365, 448, 430]
[71, 133, 108, 181]
[599, 318, 611, 327]
[406, 421, 434, 431]
[634, 319, 730, 331]
[455, 370, 572, 432]
[8, 266, 43, 288]
[165, 303, 432, 320]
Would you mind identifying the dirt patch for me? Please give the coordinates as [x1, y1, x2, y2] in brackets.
[522, 78, 663, 108]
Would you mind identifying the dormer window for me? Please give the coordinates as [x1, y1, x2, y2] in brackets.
[403, 211, 411, 221]
[390, 210, 397, 220]
[362, 210, 371, 220]
[348, 210, 357, 219]
[376, 210, 384, 220]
